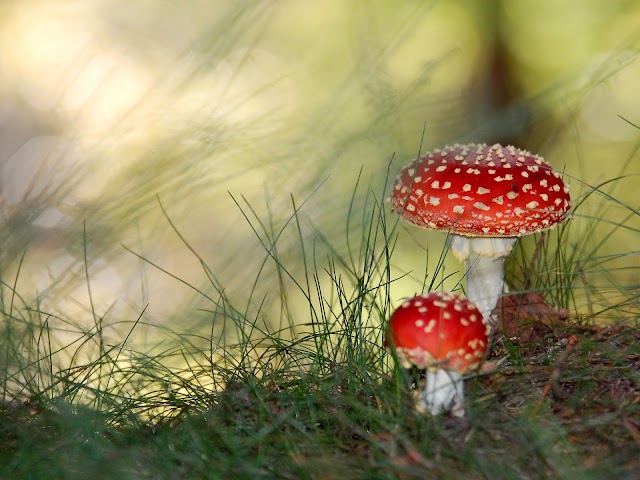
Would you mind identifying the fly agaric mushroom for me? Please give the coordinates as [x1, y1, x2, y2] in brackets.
[387, 292, 489, 417]
[390, 143, 570, 325]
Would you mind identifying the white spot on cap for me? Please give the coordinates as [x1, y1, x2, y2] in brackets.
[540, 193, 548, 201]
[415, 319, 424, 327]
[448, 193, 460, 199]
[442, 181, 452, 189]
[506, 191, 518, 200]
[431, 180, 440, 189]
[424, 320, 437, 333]
[453, 205, 464, 214]
[521, 171, 529, 178]
[463, 184, 472, 192]
[436, 166, 446, 172]
[493, 196, 504, 205]
[474, 202, 490, 211]
[477, 187, 490, 195]
[429, 197, 441, 206]
[406, 204, 416, 212]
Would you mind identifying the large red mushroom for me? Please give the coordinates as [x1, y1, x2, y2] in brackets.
[390, 143, 570, 325]
[387, 292, 489, 417]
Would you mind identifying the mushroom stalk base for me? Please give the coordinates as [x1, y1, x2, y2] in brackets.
[418, 369, 465, 417]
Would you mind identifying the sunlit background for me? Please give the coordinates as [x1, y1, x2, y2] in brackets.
[1, 0, 639, 362]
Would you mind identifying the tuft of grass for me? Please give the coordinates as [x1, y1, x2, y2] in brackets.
[1, 169, 639, 480]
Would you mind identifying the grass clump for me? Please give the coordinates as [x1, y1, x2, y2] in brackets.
[1, 171, 639, 480]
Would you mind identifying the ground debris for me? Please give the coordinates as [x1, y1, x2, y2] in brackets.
[479, 318, 640, 472]
[493, 291, 570, 341]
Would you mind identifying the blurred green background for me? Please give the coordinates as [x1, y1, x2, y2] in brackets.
[0, 0, 639, 355]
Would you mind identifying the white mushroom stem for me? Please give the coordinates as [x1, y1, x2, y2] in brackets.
[451, 236, 518, 326]
[418, 369, 465, 417]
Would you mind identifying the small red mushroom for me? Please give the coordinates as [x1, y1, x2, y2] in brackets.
[390, 143, 570, 325]
[387, 292, 489, 417]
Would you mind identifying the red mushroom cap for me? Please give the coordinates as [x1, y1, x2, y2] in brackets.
[387, 292, 489, 373]
[390, 143, 571, 237]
